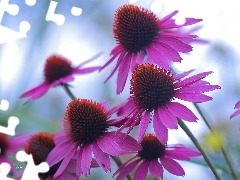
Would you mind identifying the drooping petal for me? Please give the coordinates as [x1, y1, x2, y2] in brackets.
[230, 109, 240, 119]
[158, 107, 178, 129]
[174, 92, 212, 102]
[160, 157, 185, 176]
[116, 159, 141, 180]
[234, 100, 240, 109]
[149, 159, 163, 179]
[47, 140, 76, 167]
[138, 111, 150, 142]
[52, 75, 74, 86]
[117, 53, 132, 94]
[175, 71, 212, 88]
[153, 110, 168, 144]
[165, 147, 200, 160]
[134, 160, 149, 180]
[167, 102, 197, 122]
[77, 51, 104, 68]
[81, 144, 93, 176]
[92, 142, 111, 172]
[53, 145, 76, 178]
[97, 134, 121, 156]
[76, 147, 83, 176]
[111, 132, 141, 153]
[173, 69, 195, 80]
[158, 36, 192, 53]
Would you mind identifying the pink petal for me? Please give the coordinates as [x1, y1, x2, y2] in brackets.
[97, 134, 121, 156]
[76, 148, 83, 176]
[173, 69, 195, 80]
[153, 110, 168, 144]
[146, 46, 170, 70]
[160, 157, 185, 176]
[116, 159, 141, 180]
[176, 71, 212, 88]
[111, 132, 141, 153]
[159, 36, 192, 53]
[73, 66, 102, 74]
[167, 102, 197, 122]
[175, 92, 212, 102]
[134, 160, 149, 180]
[81, 144, 93, 176]
[77, 51, 104, 67]
[160, 10, 178, 23]
[177, 84, 220, 94]
[165, 147, 200, 160]
[92, 142, 111, 172]
[47, 139, 76, 167]
[138, 111, 150, 142]
[149, 159, 163, 178]
[130, 53, 138, 72]
[230, 109, 240, 119]
[117, 54, 132, 94]
[53, 145, 76, 177]
[158, 107, 178, 129]
[234, 100, 240, 109]
[100, 45, 122, 71]
[154, 41, 182, 62]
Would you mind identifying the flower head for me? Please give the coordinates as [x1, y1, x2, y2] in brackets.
[114, 134, 201, 180]
[0, 133, 28, 173]
[47, 98, 140, 178]
[110, 64, 220, 144]
[230, 100, 240, 119]
[20, 53, 102, 103]
[100, 4, 202, 94]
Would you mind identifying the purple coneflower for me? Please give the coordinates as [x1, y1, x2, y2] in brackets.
[20, 53, 102, 103]
[23, 132, 79, 180]
[110, 64, 220, 144]
[230, 100, 240, 119]
[46, 98, 141, 178]
[100, 4, 202, 94]
[0, 133, 28, 173]
[113, 134, 201, 180]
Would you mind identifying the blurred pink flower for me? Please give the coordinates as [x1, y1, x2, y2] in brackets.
[100, 4, 202, 94]
[20, 53, 102, 103]
[47, 99, 141, 178]
[0, 133, 28, 173]
[230, 100, 240, 119]
[114, 134, 201, 180]
[110, 64, 220, 144]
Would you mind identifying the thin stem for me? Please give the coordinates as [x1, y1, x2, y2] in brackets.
[178, 119, 221, 180]
[62, 83, 76, 100]
[111, 156, 132, 180]
[194, 104, 238, 180]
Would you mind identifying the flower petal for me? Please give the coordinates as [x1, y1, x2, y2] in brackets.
[153, 110, 168, 144]
[92, 142, 111, 172]
[134, 160, 149, 180]
[165, 147, 201, 160]
[235, 100, 240, 109]
[230, 109, 240, 119]
[138, 111, 150, 142]
[149, 159, 163, 179]
[81, 144, 93, 176]
[97, 134, 121, 156]
[160, 157, 185, 176]
[116, 159, 141, 180]
[158, 107, 178, 129]
[175, 92, 212, 102]
[167, 102, 197, 122]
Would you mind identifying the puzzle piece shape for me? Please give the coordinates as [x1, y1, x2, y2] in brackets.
[16, 151, 49, 180]
[0, 163, 15, 180]
[0, 116, 19, 136]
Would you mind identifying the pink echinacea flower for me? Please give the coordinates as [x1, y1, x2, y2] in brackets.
[100, 4, 202, 93]
[230, 100, 240, 119]
[46, 98, 141, 178]
[20, 53, 102, 103]
[110, 64, 220, 144]
[113, 134, 201, 180]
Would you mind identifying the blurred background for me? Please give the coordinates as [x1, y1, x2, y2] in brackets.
[1, 0, 240, 179]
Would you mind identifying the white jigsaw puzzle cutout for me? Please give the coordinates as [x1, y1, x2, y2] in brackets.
[0, 116, 19, 136]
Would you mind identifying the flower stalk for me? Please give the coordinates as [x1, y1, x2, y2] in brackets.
[178, 119, 221, 180]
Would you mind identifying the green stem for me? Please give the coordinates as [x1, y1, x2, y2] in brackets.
[111, 156, 132, 180]
[178, 119, 221, 180]
[62, 84, 76, 100]
[194, 104, 238, 180]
